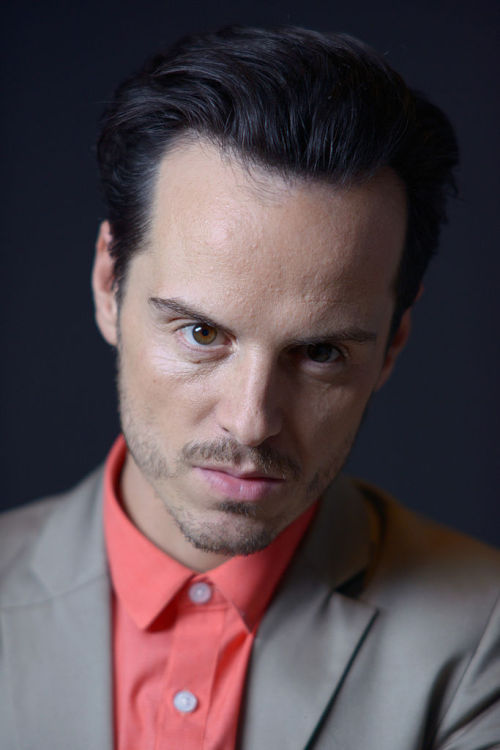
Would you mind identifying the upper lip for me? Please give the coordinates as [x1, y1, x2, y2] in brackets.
[196, 464, 285, 481]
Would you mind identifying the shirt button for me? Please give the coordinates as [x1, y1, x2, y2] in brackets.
[188, 581, 212, 604]
[173, 690, 198, 713]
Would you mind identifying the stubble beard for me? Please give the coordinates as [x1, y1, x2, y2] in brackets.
[117, 351, 363, 557]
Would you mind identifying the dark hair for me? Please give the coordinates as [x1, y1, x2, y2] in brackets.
[97, 25, 459, 332]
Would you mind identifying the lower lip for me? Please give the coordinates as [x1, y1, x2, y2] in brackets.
[194, 467, 284, 501]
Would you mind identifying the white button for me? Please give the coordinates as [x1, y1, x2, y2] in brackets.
[189, 581, 212, 604]
[173, 690, 198, 713]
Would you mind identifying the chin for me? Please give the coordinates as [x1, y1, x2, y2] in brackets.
[173, 508, 281, 557]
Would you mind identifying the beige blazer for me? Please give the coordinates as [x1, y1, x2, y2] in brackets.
[1, 467, 499, 750]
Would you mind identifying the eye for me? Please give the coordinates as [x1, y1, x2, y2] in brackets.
[306, 343, 342, 363]
[180, 323, 224, 347]
[192, 324, 217, 345]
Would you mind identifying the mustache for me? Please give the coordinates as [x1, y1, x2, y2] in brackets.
[181, 439, 301, 481]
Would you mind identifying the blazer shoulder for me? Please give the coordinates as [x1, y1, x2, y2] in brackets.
[0, 466, 105, 603]
[354, 478, 500, 609]
[0, 496, 62, 573]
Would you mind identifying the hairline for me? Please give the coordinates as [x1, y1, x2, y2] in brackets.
[114, 128, 406, 325]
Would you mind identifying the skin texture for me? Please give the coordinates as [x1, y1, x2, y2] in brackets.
[92, 140, 410, 572]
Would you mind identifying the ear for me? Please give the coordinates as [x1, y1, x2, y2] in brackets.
[92, 221, 119, 346]
[374, 306, 412, 391]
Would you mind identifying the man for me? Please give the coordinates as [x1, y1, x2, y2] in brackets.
[1, 25, 499, 750]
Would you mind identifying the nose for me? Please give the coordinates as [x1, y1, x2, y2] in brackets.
[215, 351, 284, 447]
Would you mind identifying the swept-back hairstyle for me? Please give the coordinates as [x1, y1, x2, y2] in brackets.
[97, 25, 458, 332]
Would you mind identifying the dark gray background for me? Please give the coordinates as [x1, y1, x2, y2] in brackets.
[1, 0, 499, 546]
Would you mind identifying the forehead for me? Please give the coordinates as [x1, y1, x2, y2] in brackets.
[138, 140, 406, 330]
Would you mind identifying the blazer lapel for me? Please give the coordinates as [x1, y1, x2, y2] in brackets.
[239, 476, 378, 750]
[2, 468, 113, 750]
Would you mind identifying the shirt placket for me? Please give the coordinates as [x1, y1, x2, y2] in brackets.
[155, 580, 227, 749]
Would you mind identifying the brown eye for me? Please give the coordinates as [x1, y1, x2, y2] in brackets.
[191, 324, 218, 345]
[306, 343, 340, 363]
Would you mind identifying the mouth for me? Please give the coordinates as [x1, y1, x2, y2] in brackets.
[193, 465, 286, 501]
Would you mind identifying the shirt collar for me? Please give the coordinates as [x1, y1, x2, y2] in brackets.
[104, 435, 316, 631]
[209, 504, 316, 630]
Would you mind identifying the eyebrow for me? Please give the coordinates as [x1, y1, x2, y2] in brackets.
[149, 297, 223, 331]
[149, 296, 378, 345]
[289, 329, 378, 346]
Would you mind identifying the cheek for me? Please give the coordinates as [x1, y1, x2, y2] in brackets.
[123, 314, 205, 386]
[127, 340, 220, 428]
[294, 380, 373, 456]
[118, 307, 220, 434]
[148, 342, 205, 378]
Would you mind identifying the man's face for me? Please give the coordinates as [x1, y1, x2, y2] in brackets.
[94, 141, 408, 567]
